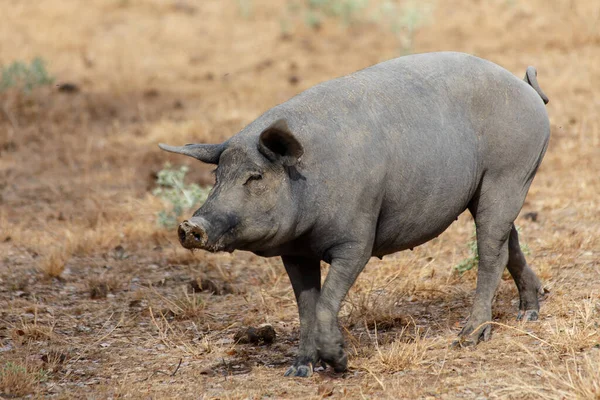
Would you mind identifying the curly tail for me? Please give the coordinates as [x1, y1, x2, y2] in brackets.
[524, 66, 549, 105]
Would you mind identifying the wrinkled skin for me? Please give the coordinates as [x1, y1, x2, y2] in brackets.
[160, 52, 550, 377]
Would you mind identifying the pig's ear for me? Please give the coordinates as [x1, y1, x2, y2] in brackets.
[258, 119, 304, 167]
[158, 142, 226, 164]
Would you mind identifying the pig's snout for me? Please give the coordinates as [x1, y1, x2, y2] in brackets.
[178, 219, 209, 249]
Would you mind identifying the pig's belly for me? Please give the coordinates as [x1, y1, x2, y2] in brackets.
[371, 198, 470, 257]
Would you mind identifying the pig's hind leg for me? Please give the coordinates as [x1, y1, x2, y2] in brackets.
[506, 224, 545, 321]
[456, 177, 533, 346]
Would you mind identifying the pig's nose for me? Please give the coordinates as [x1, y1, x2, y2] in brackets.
[178, 219, 208, 249]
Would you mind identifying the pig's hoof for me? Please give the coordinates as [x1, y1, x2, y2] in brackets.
[451, 338, 472, 349]
[517, 309, 539, 321]
[284, 362, 313, 378]
[453, 321, 492, 348]
[319, 349, 348, 373]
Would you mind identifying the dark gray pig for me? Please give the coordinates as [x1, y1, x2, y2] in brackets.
[159, 52, 549, 377]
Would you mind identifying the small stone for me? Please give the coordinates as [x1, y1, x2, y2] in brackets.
[523, 211, 538, 222]
[89, 282, 108, 299]
[189, 277, 220, 294]
[288, 75, 299, 85]
[233, 325, 276, 345]
[57, 83, 80, 93]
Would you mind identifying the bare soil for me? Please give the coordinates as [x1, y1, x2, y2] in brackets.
[1, 1, 599, 399]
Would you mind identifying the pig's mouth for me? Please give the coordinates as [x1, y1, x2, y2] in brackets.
[203, 237, 235, 253]
[177, 217, 276, 254]
[232, 228, 278, 253]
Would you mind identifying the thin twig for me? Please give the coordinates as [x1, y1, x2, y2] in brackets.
[1, 103, 18, 130]
[434, 344, 449, 387]
[170, 358, 182, 376]
[221, 358, 229, 380]
[362, 366, 385, 391]
[138, 358, 183, 382]
[468, 320, 556, 349]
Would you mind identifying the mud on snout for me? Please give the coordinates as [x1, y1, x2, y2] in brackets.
[177, 216, 237, 253]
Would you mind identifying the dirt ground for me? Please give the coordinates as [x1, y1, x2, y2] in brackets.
[1, 0, 599, 398]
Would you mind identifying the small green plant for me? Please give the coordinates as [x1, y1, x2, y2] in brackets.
[305, 10, 323, 28]
[378, 0, 432, 54]
[302, 0, 369, 27]
[236, 0, 253, 18]
[454, 232, 479, 274]
[454, 225, 531, 274]
[0, 361, 45, 397]
[0, 57, 54, 93]
[152, 163, 211, 228]
[318, 0, 370, 26]
[281, 0, 432, 54]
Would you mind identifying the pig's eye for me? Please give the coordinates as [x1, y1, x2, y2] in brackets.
[244, 172, 263, 185]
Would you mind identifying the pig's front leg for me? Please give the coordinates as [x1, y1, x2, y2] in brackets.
[315, 243, 371, 373]
[282, 256, 321, 377]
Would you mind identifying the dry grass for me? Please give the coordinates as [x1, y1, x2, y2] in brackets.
[545, 295, 600, 355]
[0, 0, 599, 398]
[88, 275, 122, 299]
[0, 361, 40, 398]
[540, 352, 600, 400]
[371, 325, 441, 373]
[152, 287, 206, 321]
[38, 248, 69, 279]
[344, 278, 408, 331]
[11, 324, 55, 345]
[11, 314, 56, 346]
[498, 351, 600, 399]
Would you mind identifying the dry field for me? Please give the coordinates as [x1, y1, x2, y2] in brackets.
[1, 0, 599, 398]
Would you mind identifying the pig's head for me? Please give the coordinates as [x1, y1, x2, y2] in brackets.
[158, 119, 303, 254]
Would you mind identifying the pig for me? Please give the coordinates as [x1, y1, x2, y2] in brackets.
[159, 52, 550, 377]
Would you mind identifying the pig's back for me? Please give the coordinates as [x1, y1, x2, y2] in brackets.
[245, 52, 547, 255]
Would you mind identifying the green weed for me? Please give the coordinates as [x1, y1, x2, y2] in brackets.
[279, 0, 432, 54]
[0, 361, 46, 397]
[454, 232, 479, 274]
[378, 1, 433, 54]
[236, 0, 253, 18]
[0, 57, 54, 93]
[454, 225, 531, 274]
[152, 163, 211, 228]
